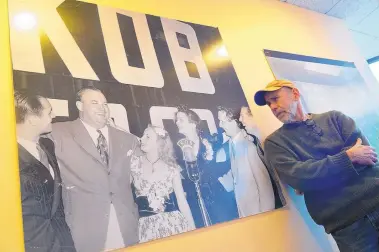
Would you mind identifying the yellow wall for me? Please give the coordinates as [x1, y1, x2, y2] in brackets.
[0, 0, 25, 251]
[1, 0, 377, 251]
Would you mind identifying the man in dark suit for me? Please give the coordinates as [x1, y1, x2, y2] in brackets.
[14, 90, 76, 252]
[51, 87, 139, 252]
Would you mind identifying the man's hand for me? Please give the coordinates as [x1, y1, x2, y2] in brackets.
[346, 138, 378, 165]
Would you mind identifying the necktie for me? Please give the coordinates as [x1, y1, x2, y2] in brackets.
[36, 143, 50, 169]
[97, 130, 109, 166]
[230, 141, 237, 159]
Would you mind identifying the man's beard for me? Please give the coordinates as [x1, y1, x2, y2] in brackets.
[283, 101, 298, 124]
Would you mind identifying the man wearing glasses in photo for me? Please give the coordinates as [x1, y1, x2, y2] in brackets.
[255, 79, 379, 252]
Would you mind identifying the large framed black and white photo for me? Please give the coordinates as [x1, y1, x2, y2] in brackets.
[9, 0, 285, 250]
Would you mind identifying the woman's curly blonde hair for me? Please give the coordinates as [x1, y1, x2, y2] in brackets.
[147, 125, 179, 169]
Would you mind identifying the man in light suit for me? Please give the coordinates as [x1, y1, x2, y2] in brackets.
[15, 90, 76, 252]
[217, 107, 275, 217]
[51, 87, 139, 252]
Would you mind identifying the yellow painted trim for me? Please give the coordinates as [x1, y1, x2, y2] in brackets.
[0, 0, 24, 251]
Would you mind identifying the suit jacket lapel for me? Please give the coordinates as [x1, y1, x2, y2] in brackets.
[107, 126, 123, 171]
[71, 119, 106, 167]
[18, 144, 57, 216]
[229, 138, 239, 183]
[39, 138, 62, 216]
[18, 144, 52, 180]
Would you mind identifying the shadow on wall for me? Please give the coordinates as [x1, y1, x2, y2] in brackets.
[288, 186, 340, 252]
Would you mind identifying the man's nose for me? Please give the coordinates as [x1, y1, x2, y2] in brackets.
[97, 104, 106, 111]
[269, 103, 278, 111]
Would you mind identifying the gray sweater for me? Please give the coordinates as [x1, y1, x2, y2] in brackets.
[264, 110, 379, 233]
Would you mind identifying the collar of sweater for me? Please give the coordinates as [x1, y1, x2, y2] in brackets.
[282, 113, 313, 128]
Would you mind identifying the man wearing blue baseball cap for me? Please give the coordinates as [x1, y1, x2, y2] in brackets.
[256, 79, 379, 252]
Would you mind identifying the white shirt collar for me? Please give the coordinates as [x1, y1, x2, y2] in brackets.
[80, 119, 109, 145]
[17, 137, 37, 145]
[17, 137, 39, 160]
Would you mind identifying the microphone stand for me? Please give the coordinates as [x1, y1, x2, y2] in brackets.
[178, 138, 212, 227]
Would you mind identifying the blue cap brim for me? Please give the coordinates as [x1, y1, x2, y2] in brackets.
[254, 91, 267, 106]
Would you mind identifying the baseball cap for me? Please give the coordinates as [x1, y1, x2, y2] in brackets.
[254, 80, 295, 106]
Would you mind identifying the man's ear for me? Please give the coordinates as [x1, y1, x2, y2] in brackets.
[27, 114, 38, 126]
[292, 88, 301, 101]
[76, 101, 83, 112]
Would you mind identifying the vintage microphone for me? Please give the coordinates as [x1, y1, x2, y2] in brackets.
[177, 138, 212, 227]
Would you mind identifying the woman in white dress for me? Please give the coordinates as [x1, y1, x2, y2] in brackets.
[130, 125, 195, 243]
